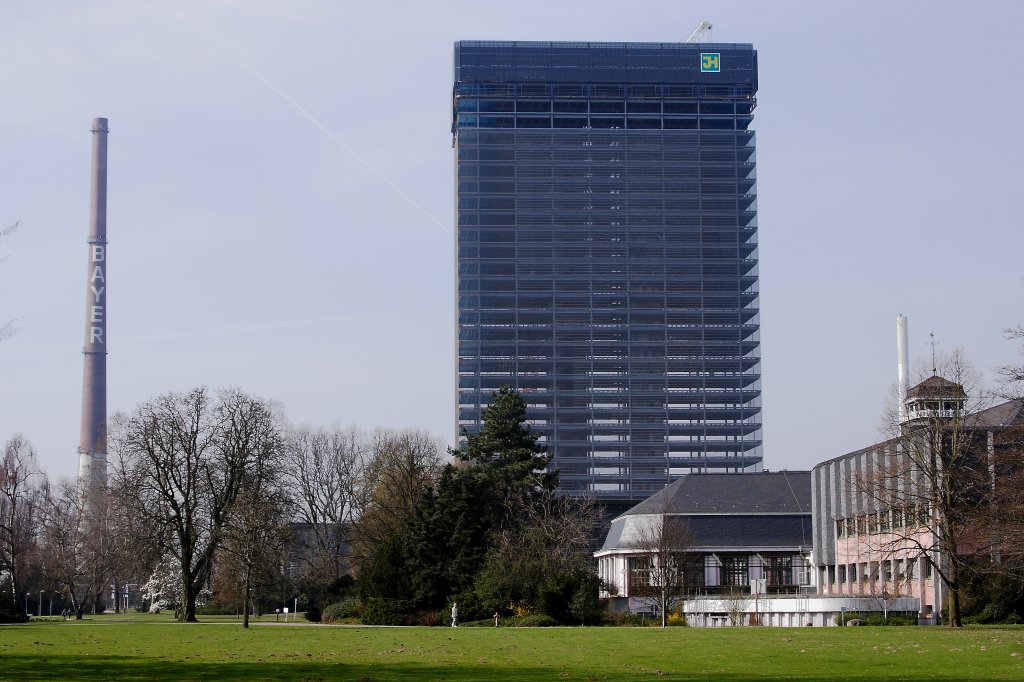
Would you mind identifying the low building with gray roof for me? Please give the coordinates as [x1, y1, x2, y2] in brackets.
[596, 471, 815, 619]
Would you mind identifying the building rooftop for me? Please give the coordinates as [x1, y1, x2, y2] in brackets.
[596, 472, 812, 554]
[621, 471, 811, 518]
[454, 41, 757, 87]
[906, 375, 966, 400]
[965, 398, 1024, 428]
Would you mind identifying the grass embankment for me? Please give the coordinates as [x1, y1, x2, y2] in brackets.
[1, 614, 1023, 681]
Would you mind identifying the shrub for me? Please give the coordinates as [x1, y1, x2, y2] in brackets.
[505, 614, 557, 627]
[195, 604, 238, 616]
[321, 597, 360, 624]
[536, 570, 601, 625]
[863, 613, 916, 626]
[411, 609, 446, 626]
[462, 606, 557, 622]
[451, 590, 488, 624]
[600, 611, 659, 627]
[667, 610, 687, 627]
[360, 597, 407, 626]
[963, 603, 1022, 625]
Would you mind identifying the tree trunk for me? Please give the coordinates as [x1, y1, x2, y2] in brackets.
[180, 580, 198, 623]
[945, 546, 962, 627]
[242, 565, 251, 629]
[947, 576, 962, 627]
[949, 594, 961, 626]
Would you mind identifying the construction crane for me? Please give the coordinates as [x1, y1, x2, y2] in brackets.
[686, 19, 713, 43]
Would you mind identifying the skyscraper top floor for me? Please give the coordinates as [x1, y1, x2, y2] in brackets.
[454, 41, 757, 92]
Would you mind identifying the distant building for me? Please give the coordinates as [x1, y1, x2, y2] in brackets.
[811, 378, 1024, 624]
[596, 471, 814, 624]
[452, 41, 763, 503]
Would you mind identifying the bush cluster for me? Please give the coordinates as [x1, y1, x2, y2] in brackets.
[600, 611, 662, 627]
[962, 603, 1023, 625]
[321, 597, 360, 624]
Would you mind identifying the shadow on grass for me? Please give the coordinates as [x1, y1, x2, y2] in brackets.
[1, 652, 1011, 682]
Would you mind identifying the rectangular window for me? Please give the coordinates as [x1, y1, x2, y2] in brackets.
[516, 100, 551, 112]
[553, 100, 588, 113]
[626, 555, 651, 593]
[683, 558, 705, 588]
[627, 117, 661, 129]
[478, 100, 515, 112]
[720, 557, 749, 586]
[664, 102, 698, 114]
[590, 100, 625, 113]
[764, 556, 793, 586]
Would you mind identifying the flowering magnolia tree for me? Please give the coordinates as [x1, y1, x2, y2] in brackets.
[142, 556, 210, 614]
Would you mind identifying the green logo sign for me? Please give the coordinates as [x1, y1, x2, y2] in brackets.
[701, 53, 721, 72]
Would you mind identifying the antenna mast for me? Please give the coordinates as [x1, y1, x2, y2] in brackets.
[686, 19, 713, 43]
[930, 332, 938, 375]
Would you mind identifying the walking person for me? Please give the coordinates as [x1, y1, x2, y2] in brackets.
[451, 602, 459, 628]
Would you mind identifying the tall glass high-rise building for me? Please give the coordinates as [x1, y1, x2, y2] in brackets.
[453, 41, 762, 502]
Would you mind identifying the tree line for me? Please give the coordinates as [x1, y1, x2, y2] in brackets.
[1, 385, 600, 626]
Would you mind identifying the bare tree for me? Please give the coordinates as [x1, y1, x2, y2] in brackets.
[628, 509, 696, 627]
[37, 480, 114, 618]
[352, 429, 444, 569]
[857, 350, 992, 626]
[105, 468, 162, 614]
[284, 425, 367, 580]
[112, 387, 283, 622]
[0, 435, 43, 614]
[220, 484, 291, 628]
[721, 589, 750, 627]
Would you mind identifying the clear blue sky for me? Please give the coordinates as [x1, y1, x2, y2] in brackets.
[2, 1, 1022, 482]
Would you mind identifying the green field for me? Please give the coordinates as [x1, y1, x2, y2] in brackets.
[2, 615, 1023, 681]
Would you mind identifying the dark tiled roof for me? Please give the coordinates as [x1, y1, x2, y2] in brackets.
[965, 399, 1024, 428]
[677, 515, 811, 549]
[907, 375, 966, 400]
[621, 472, 811, 517]
[598, 511, 811, 553]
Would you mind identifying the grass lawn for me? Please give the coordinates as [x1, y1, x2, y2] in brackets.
[2, 615, 1023, 681]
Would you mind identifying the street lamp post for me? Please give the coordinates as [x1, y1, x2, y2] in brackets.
[39, 590, 43, 617]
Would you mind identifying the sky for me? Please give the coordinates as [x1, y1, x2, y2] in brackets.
[2, 1, 1022, 483]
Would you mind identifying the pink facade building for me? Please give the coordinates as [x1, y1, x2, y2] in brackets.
[812, 376, 1024, 624]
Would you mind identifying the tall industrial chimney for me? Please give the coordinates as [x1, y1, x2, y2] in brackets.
[896, 314, 909, 423]
[78, 117, 108, 488]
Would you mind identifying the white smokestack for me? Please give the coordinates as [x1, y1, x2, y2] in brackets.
[897, 314, 909, 423]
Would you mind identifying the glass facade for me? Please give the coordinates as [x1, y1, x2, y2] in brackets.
[454, 42, 762, 501]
